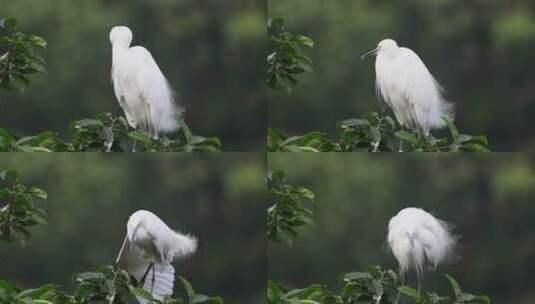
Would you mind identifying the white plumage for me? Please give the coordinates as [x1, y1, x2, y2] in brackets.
[116, 210, 197, 302]
[387, 207, 456, 292]
[110, 26, 182, 139]
[363, 39, 454, 136]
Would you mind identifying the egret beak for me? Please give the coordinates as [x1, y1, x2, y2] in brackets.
[360, 48, 378, 60]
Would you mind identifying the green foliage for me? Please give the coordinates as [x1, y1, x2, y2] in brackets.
[68, 113, 222, 152]
[268, 112, 490, 152]
[0, 17, 46, 93]
[268, 266, 490, 304]
[0, 170, 46, 247]
[72, 266, 223, 304]
[267, 170, 314, 246]
[268, 17, 313, 94]
[0, 280, 71, 304]
[0, 113, 221, 152]
[0, 266, 223, 304]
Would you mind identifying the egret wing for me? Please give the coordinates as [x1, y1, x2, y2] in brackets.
[130, 46, 180, 136]
[392, 48, 452, 133]
[136, 210, 198, 262]
[111, 54, 140, 129]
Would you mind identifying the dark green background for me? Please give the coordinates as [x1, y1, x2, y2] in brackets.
[0, 154, 266, 303]
[0, 0, 265, 150]
[269, 153, 535, 303]
[269, 0, 535, 151]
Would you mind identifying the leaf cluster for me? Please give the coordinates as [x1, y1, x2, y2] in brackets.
[0, 112, 222, 152]
[267, 170, 314, 246]
[268, 266, 490, 304]
[0, 17, 46, 93]
[0, 170, 47, 248]
[0, 265, 223, 304]
[268, 112, 490, 152]
[268, 17, 313, 94]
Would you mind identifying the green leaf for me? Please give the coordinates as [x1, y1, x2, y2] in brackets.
[295, 187, 315, 200]
[395, 130, 418, 144]
[178, 118, 193, 144]
[76, 272, 106, 281]
[444, 117, 459, 143]
[0, 170, 19, 182]
[342, 272, 373, 281]
[127, 131, 153, 145]
[178, 276, 196, 300]
[444, 274, 462, 298]
[1, 17, 17, 29]
[399, 286, 420, 301]
[30, 187, 47, 200]
[73, 119, 104, 128]
[28, 35, 47, 48]
[269, 17, 285, 29]
[296, 35, 314, 48]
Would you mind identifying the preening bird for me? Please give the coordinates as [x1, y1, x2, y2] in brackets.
[115, 210, 197, 303]
[387, 207, 456, 300]
[110, 26, 182, 142]
[362, 39, 454, 137]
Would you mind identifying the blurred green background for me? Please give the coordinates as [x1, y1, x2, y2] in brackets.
[269, 0, 535, 151]
[0, 153, 265, 303]
[0, 0, 266, 150]
[269, 153, 535, 303]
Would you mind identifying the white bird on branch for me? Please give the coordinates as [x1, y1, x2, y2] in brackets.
[115, 210, 197, 303]
[110, 26, 183, 148]
[387, 207, 456, 303]
[362, 39, 454, 142]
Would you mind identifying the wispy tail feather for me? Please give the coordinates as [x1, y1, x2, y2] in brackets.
[171, 231, 197, 259]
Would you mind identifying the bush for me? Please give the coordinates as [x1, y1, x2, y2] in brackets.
[268, 112, 490, 152]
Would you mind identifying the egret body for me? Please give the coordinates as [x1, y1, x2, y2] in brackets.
[387, 207, 456, 301]
[110, 26, 182, 140]
[363, 39, 454, 136]
[115, 210, 197, 302]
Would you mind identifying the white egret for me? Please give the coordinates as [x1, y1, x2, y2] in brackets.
[362, 39, 454, 137]
[115, 210, 197, 303]
[110, 26, 182, 143]
[387, 207, 456, 302]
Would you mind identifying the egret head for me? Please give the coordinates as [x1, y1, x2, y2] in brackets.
[126, 209, 149, 242]
[377, 39, 398, 51]
[110, 26, 133, 48]
[360, 38, 399, 60]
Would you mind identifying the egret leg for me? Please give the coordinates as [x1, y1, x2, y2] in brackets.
[398, 138, 403, 152]
[105, 141, 112, 153]
[150, 263, 156, 294]
[417, 271, 423, 294]
[140, 262, 154, 287]
[394, 270, 404, 304]
[132, 139, 137, 152]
